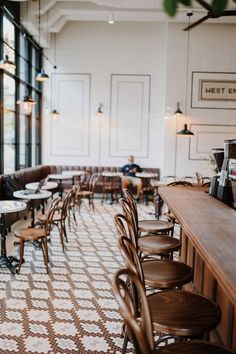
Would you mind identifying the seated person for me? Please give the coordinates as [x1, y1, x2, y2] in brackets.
[121, 155, 143, 199]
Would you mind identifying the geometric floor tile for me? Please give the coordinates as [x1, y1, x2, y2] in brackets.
[0, 199, 174, 353]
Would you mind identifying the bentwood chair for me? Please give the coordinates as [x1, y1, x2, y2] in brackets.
[37, 190, 74, 250]
[122, 189, 174, 235]
[113, 268, 233, 354]
[114, 213, 181, 260]
[77, 173, 99, 211]
[113, 268, 221, 354]
[14, 197, 61, 274]
[118, 236, 192, 290]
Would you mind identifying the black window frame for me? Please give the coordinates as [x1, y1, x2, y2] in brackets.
[0, 5, 42, 174]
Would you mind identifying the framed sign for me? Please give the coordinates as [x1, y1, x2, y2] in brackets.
[191, 72, 236, 109]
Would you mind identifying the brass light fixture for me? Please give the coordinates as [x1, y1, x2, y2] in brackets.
[177, 12, 194, 137]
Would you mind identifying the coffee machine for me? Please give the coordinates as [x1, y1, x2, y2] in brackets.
[209, 148, 224, 198]
[216, 139, 236, 206]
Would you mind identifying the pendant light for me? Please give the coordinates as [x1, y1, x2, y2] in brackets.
[177, 12, 194, 137]
[36, 0, 49, 82]
[50, 33, 60, 119]
[0, 55, 16, 70]
[17, 95, 36, 115]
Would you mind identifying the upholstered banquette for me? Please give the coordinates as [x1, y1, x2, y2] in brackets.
[1, 165, 159, 229]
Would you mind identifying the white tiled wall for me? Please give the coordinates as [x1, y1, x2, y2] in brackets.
[42, 21, 236, 178]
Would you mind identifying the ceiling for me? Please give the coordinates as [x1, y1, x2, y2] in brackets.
[19, 0, 236, 47]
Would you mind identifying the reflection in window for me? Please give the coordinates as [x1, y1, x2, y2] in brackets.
[3, 15, 15, 75]
[3, 75, 16, 174]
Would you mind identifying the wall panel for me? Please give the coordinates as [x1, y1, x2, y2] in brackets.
[109, 74, 150, 158]
[51, 73, 90, 156]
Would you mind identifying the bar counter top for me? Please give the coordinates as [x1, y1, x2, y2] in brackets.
[159, 187, 236, 305]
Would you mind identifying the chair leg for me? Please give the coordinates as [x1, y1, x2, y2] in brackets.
[72, 206, 77, 225]
[17, 238, 25, 274]
[41, 238, 49, 274]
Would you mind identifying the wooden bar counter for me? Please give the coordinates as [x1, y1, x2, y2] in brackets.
[159, 187, 236, 350]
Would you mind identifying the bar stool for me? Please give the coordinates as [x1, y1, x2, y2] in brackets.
[114, 213, 181, 259]
[113, 268, 222, 354]
[123, 189, 174, 235]
[118, 236, 193, 290]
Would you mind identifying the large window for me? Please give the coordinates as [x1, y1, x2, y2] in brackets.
[0, 6, 42, 174]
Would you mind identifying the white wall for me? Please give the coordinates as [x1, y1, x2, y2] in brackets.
[43, 22, 167, 169]
[42, 21, 236, 178]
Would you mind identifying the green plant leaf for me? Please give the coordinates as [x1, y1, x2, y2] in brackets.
[211, 0, 228, 16]
[163, 0, 178, 17]
[178, 0, 192, 6]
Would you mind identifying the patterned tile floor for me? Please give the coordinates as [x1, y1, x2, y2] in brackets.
[0, 199, 161, 353]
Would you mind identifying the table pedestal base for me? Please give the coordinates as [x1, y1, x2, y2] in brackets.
[0, 255, 19, 274]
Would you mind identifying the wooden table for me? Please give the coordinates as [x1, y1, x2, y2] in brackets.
[159, 187, 236, 350]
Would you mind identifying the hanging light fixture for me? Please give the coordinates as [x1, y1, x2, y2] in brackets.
[0, 55, 16, 70]
[17, 95, 36, 115]
[108, 13, 115, 24]
[50, 33, 60, 119]
[36, 0, 49, 82]
[174, 102, 183, 116]
[177, 11, 194, 137]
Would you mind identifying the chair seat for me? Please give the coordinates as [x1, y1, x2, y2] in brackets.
[156, 340, 235, 353]
[138, 234, 181, 255]
[138, 219, 173, 233]
[148, 290, 221, 337]
[37, 212, 62, 223]
[142, 260, 192, 289]
[14, 228, 45, 240]
[78, 191, 93, 196]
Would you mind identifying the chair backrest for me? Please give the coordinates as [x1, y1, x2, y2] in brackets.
[123, 188, 138, 223]
[114, 213, 137, 248]
[118, 236, 144, 284]
[161, 175, 178, 182]
[112, 268, 154, 354]
[180, 176, 196, 183]
[88, 173, 99, 192]
[45, 197, 61, 234]
[61, 189, 75, 220]
[119, 198, 139, 237]
[167, 180, 193, 187]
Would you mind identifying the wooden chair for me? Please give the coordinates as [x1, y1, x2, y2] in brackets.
[118, 236, 192, 290]
[196, 172, 211, 185]
[113, 268, 221, 353]
[122, 189, 174, 235]
[114, 214, 181, 259]
[113, 268, 233, 354]
[77, 173, 99, 211]
[14, 197, 61, 274]
[37, 190, 74, 250]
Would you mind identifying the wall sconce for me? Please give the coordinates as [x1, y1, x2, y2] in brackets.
[50, 109, 60, 120]
[0, 55, 16, 70]
[97, 103, 103, 117]
[174, 102, 183, 117]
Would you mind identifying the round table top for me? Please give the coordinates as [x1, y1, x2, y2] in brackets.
[62, 170, 86, 177]
[26, 182, 58, 190]
[0, 200, 27, 214]
[13, 190, 52, 200]
[48, 174, 72, 180]
[150, 181, 167, 187]
[136, 172, 159, 178]
[102, 171, 123, 177]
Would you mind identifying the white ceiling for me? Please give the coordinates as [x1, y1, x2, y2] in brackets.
[19, 0, 236, 47]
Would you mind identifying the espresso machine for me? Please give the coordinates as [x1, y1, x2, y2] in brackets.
[209, 148, 224, 198]
[216, 139, 236, 206]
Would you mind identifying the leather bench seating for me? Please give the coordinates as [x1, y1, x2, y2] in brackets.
[1, 165, 159, 230]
